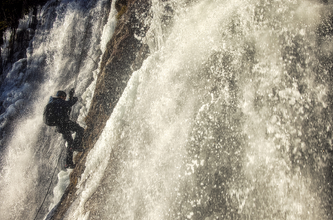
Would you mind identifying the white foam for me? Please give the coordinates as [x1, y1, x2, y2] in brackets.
[100, 0, 117, 53]
[48, 170, 71, 211]
[0, 0, 113, 219]
[67, 0, 330, 218]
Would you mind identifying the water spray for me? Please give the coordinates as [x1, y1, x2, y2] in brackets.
[33, 148, 65, 220]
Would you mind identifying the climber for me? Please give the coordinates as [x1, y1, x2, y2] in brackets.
[43, 88, 84, 169]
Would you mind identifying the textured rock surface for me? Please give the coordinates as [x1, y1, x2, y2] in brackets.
[49, 0, 151, 219]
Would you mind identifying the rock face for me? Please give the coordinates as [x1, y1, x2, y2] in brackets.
[84, 0, 150, 149]
[49, 0, 151, 219]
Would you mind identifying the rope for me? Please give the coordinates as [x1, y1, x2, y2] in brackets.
[71, 52, 98, 89]
[36, 83, 80, 219]
[72, 64, 80, 89]
[86, 53, 99, 67]
[33, 148, 64, 220]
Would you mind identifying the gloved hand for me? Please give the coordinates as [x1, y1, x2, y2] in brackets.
[69, 88, 75, 98]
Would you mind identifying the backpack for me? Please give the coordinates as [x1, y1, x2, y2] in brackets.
[43, 100, 58, 126]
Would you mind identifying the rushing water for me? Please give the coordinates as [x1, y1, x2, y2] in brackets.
[69, 0, 333, 219]
[1, 0, 333, 219]
[0, 0, 113, 219]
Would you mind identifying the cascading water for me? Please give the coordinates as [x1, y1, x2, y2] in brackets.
[1, 0, 333, 219]
[0, 0, 114, 219]
[64, 0, 333, 219]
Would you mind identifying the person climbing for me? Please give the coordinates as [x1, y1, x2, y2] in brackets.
[43, 88, 84, 169]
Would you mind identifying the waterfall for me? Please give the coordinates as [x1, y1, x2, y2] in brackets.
[67, 0, 333, 219]
[1, 0, 333, 219]
[0, 0, 113, 219]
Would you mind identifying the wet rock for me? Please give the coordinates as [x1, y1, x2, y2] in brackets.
[49, 0, 151, 219]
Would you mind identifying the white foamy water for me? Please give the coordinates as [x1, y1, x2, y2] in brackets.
[0, 0, 113, 219]
[1, 0, 333, 219]
[63, 0, 333, 219]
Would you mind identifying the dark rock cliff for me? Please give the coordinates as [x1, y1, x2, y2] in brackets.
[49, 0, 151, 219]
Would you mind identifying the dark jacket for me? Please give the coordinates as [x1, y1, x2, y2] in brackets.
[49, 96, 78, 124]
